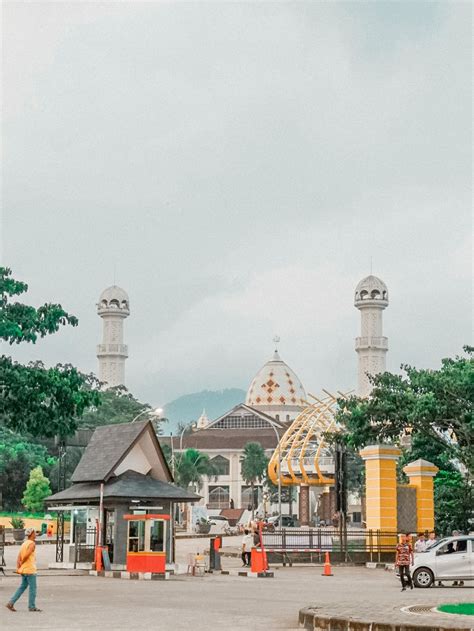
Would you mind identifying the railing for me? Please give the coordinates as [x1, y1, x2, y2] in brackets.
[96, 344, 128, 355]
[262, 528, 398, 556]
[355, 337, 388, 350]
[207, 502, 230, 509]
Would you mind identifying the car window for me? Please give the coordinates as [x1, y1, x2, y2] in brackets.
[437, 540, 467, 555]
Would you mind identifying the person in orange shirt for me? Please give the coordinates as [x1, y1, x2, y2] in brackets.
[5, 528, 41, 612]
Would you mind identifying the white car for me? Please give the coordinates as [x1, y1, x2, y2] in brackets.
[208, 515, 231, 534]
[411, 536, 473, 588]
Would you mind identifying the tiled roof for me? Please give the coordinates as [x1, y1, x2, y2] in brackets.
[71, 420, 165, 483]
[161, 427, 285, 451]
[47, 470, 200, 503]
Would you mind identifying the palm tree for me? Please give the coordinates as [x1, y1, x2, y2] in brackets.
[174, 448, 217, 492]
[240, 442, 268, 519]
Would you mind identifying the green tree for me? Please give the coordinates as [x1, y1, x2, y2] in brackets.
[78, 386, 163, 432]
[0, 427, 55, 510]
[398, 432, 471, 535]
[22, 466, 52, 512]
[0, 267, 101, 437]
[174, 448, 216, 491]
[434, 470, 472, 535]
[240, 442, 268, 518]
[336, 347, 473, 476]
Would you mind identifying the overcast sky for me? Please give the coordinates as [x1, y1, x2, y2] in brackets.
[2, 2, 472, 408]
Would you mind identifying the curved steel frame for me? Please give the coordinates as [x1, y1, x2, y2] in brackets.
[268, 390, 350, 487]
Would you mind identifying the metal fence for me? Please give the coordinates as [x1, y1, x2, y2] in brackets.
[74, 526, 97, 567]
[262, 528, 398, 559]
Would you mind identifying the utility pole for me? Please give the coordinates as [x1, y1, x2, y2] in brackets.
[335, 443, 348, 561]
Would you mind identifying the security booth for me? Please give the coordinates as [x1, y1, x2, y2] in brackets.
[124, 513, 170, 573]
[46, 420, 200, 571]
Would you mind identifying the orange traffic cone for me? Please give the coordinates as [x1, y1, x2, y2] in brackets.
[321, 551, 333, 576]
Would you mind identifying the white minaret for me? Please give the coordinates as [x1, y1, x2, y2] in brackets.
[354, 275, 389, 397]
[96, 285, 130, 388]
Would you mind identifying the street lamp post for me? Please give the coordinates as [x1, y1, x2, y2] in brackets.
[266, 421, 282, 527]
[131, 407, 163, 424]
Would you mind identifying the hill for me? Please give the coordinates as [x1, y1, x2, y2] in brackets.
[163, 388, 246, 433]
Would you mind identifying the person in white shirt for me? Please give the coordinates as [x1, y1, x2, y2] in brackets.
[414, 533, 427, 554]
[241, 529, 253, 567]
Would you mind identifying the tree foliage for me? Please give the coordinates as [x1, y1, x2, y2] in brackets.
[0, 427, 55, 511]
[173, 448, 217, 491]
[0, 267, 101, 437]
[78, 385, 161, 431]
[336, 347, 473, 475]
[0, 267, 78, 344]
[433, 470, 472, 535]
[240, 442, 268, 517]
[22, 466, 52, 512]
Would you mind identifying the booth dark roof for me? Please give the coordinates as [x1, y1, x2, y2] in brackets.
[71, 420, 170, 483]
[47, 470, 200, 503]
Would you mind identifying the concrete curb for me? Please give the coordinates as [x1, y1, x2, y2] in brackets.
[89, 570, 170, 581]
[298, 606, 473, 630]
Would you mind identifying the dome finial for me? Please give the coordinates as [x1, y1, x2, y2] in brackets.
[273, 335, 281, 359]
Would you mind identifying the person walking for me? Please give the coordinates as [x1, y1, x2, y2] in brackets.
[6, 527, 41, 612]
[241, 529, 253, 567]
[395, 533, 414, 591]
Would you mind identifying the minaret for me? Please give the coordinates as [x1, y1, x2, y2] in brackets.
[354, 275, 389, 397]
[96, 285, 130, 388]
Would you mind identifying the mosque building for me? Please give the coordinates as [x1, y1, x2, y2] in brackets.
[166, 347, 307, 512]
[96, 274, 390, 519]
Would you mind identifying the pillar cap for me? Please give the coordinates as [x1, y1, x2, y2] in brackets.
[359, 444, 401, 461]
[403, 458, 439, 477]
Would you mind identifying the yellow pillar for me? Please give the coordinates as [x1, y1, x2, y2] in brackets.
[403, 459, 438, 532]
[360, 444, 401, 532]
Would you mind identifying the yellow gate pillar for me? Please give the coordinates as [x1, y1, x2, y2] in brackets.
[360, 445, 401, 532]
[403, 459, 438, 532]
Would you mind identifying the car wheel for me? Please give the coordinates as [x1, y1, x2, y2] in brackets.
[413, 568, 434, 588]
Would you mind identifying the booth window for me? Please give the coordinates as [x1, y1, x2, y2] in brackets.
[150, 520, 165, 552]
[128, 520, 145, 552]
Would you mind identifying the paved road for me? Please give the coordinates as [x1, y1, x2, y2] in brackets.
[1, 542, 472, 630]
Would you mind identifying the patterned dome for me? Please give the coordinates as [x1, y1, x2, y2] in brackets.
[246, 350, 307, 409]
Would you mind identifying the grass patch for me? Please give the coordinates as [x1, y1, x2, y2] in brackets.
[437, 603, 474, 616]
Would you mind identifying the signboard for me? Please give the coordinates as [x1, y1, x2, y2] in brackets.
[102, 547, 111, 571]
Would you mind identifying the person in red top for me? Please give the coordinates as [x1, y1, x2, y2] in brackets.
[395, 533, 414, 591]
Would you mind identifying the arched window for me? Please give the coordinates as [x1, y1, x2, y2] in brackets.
[110, 299, 120, 308]
[208, 486, 229, 509]
[210, 455, 230, 476]
[371, 290, 380, 299]
[360, 290, 368, 300]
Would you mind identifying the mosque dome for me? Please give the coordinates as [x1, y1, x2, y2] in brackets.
[246, 350, 307, 411]
[97, 285, 130, 315]
[354, 275, 388, 307]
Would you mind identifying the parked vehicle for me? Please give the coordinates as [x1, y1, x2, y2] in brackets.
[208, 515, 231, 534]
[265, 515, 297, 530]
[411, 536, 473, 588]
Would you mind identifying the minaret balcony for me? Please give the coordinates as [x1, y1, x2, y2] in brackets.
[96, 343, 128, 357]
[355, 336, 388, 351]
